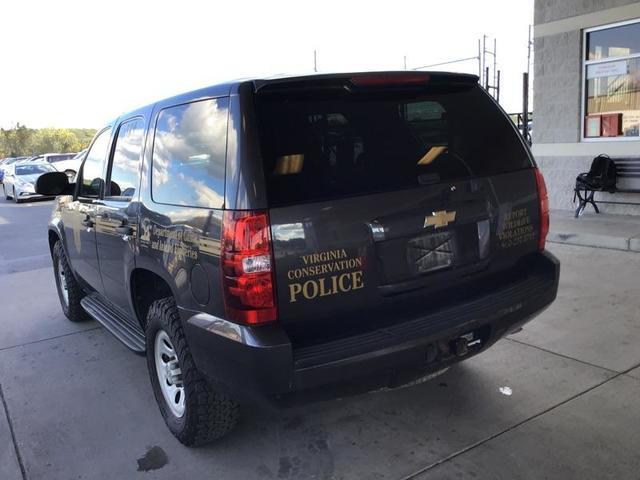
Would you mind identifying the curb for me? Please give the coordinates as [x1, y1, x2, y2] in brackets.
[548, 231, 640, 252]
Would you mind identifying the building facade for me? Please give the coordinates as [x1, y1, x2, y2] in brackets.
[533, 0, 640, 214]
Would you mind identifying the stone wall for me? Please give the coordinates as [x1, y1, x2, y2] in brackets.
[533, 0, 640, 215]
[535, 0, 640, 25]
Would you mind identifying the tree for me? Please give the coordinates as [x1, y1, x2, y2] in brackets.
[0, 123, 34, 157]
[0, 124, 96, 158]
[31, 128, 82, 154]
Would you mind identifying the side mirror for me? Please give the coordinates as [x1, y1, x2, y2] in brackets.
[36, 172, 75, 196]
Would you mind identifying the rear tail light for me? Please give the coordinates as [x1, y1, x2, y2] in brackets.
[534, 168, 549, 251]
[350, 73, 430, 87]
[221, 210, 277, 325]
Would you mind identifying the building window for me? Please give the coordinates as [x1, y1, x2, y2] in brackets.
[583, 19, 640, 140]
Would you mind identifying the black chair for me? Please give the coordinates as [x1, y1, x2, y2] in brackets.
[574, 154, 617, 217]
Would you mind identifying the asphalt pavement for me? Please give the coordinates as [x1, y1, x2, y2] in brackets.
[0, 196, 639, 480]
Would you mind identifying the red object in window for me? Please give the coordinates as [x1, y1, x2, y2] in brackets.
[221, 211, 277, 325]
[534, 168, 549, 251]
[601, 113, 622, 137]
[350, 73, 430, 87]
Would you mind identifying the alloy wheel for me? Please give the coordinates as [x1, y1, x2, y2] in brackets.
[154, 330, 186, 418]
[57, 258, 69, 306]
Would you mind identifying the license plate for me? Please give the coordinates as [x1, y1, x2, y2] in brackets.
[407, 232, 455, 273]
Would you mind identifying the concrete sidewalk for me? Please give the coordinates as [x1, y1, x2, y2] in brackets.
[548, 209, 640, 252]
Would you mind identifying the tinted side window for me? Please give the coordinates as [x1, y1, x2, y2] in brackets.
[79, 128, 112, 197]
[152, 98, 228, 208]
[107, 118, 144, 198]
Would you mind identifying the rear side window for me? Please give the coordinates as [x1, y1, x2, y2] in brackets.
[79, 128, 112, 197]
[107, 118, 144, 198]
[256, 85, 532, 206]
[152, 97, 229, 208]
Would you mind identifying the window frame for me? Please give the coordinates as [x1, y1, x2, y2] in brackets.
[149, 96, 229, 209]
[76, 127, 113, 200]
[104, 116, 145, 202]
[581, 18, 640, 142]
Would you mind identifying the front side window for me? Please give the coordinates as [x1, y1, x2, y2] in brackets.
[584, 20, 640, 139]
[107, 118, 144, 198]
[152, 98, 228, 208]
[79, 128, 112, 197]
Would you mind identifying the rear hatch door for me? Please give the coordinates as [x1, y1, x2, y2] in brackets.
[254, 74, 540, 345]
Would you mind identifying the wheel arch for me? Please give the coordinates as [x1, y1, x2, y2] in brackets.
[48, 224, 65, 258]
[130, 267, 176, 332]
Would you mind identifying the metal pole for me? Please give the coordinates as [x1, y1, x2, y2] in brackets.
[485, 66, 490, 90]
[527, 25, 532, 75]
[482, 35, 486, 86]
[404, 55, 407, 70]
[314, 50, 317, 72]
[412, 56, 480, 70]
[523, 72, 530, 143]
[477, 39, 481, 78]
[493, 38, 497, 88]
[496, 70, 501, 103]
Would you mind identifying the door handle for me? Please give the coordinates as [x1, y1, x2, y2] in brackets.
[81, 216, 94, 229]
[116, 224, 134, 241]
[115, 225, 133, 236]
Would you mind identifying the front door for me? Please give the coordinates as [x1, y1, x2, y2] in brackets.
[62, 127, 112, 290]
[95, 118, 145, 316]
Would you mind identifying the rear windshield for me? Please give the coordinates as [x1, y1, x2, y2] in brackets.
[256, 85, 532, 206]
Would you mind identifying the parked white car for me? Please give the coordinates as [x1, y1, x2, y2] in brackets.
[50, 150, 86, 179]
[27, 152, 81, 180]
[3, 162, 57, 203]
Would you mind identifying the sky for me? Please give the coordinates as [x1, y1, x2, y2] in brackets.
[0, 0, 533, 129]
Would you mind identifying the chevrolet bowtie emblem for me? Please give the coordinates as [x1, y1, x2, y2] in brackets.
[424, 210, 456, 229]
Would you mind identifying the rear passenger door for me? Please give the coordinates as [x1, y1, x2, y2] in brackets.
[95, 118, 145, 316]
[61, 127, 112, 290]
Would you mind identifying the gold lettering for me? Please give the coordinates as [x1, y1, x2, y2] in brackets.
[352, 271, 364, 290]
[338, 273, 352, 292]
[302, 280, 319, 299]
[318, 277, 332, 297]
[289, 283, 302, 302]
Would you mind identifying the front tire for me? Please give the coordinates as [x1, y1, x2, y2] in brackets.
[52, 241, 89, 322]
[13, 187, 19, 203]
[145, 298, 239, 446]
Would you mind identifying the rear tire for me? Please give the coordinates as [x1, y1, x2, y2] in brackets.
[52, 241, 89, 322]
[145, 297, 239, 446]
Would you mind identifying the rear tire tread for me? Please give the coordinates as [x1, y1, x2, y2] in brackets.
[52, 241, 89, 322]
[146, 297, 239, 446]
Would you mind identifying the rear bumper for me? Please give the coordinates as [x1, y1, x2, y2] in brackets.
[183, 251, 560, 403]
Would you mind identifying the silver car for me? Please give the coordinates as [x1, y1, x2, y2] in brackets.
[3, 162, 57, 203]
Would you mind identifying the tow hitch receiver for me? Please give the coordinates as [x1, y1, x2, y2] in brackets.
[453, 337, 469, 357]
[453, 332, 482, 357]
